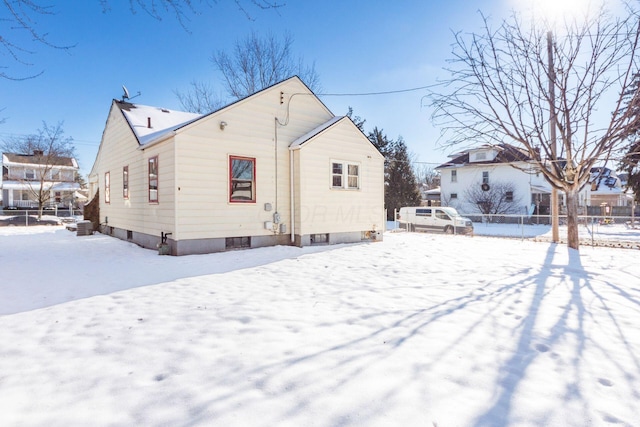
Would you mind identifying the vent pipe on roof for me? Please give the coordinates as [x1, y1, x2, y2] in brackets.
[147, 117, 151, 128]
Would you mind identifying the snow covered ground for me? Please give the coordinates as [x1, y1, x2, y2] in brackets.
[1, 226, 639, 426]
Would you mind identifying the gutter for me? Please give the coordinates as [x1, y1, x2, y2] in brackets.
[137, 131, 176, 150]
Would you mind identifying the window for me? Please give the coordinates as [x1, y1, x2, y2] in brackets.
[50, 169, 61, 180]
[348, 164, 359, 189]
[331, 160, 360, 189]
[229, 156, 255, 203]
[332, 162, 343, 188]
[435, 210, 451, 220]
[451, 170, 457, 183]
[148, 157, 158, 203]
[25, 169, 35, 180]
[416, 209, 431, 216]
[226, 236, 251, 249]
[475, 152, 487, 161]
[482, 171, 489, 184]
[105, 171, 111, 204]
[123, 166, 129, 199]
[506, 191, 514, 202]
[310, 233, 329, 245]
[451, 193, 458, 199]
[55, 192, 61, 203]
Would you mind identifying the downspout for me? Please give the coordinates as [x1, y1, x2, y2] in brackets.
[274, 118, 278, 215]
[289, 147, 295, 243]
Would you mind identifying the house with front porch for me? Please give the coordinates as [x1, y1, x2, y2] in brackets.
[436, 144, 552, 216]
[436, 144, 630, 217]
[1, 151, 80, 209]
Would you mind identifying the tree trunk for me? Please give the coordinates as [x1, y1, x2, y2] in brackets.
[565, 188, 580, 250]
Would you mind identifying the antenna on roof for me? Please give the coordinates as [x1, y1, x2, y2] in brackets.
[121, 85, 141, 102]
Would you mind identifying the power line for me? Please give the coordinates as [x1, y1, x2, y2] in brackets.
[316, 84, 438, 97]
[0, 132, 100, 146]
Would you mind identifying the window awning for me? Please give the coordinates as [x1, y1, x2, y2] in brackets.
[530, 184, 551, 194]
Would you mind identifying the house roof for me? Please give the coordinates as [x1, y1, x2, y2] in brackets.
[115, 102, 202, 145]
[2, 152, 77, 168]
[1, 181, 80, 191]
[289, 116, 344, 149]
[436, 143, 532, 169]
[115, 76, 331, 147]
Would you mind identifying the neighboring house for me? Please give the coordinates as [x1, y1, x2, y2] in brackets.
[1, 151, 80, 209]
[436, 144, 632, 216]
[436, 144, 549, 215]
[419, 185, 441, 206]
[88, 76, 385, 255]
[588, 167, 630, 208]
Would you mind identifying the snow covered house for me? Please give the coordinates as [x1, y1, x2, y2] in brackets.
[87, 77, 385, 255]
[1, 151, 80, 209]
[588, 167, 630, 208]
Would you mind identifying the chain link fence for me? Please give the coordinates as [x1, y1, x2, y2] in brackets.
[0, 208, 81, 226]
[467, 214, 640, 249]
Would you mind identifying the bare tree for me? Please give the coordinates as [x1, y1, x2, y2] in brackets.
[174, 80, 226, 114]
[430, 4, 640, 250]
[414, 164, 440, 189]
[212, 31, 321, 100]
[1, 0, 283, 79]
[1, 122, 76, 219]
[463, 181, 522, 216]
[1, 0, 74, 80]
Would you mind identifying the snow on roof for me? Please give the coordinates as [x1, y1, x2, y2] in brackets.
[424, 187, 441, 195]
[116, 101, 202, 145]
[2, 152, 77, 168]
[289, 116, 344, 149]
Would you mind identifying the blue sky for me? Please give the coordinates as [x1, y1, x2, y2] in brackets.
[1, 0, 515, 177]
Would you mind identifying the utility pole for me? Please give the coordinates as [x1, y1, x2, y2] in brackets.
[548, 31, 560, 243]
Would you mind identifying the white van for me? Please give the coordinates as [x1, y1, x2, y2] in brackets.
[397, 206, 474, 235]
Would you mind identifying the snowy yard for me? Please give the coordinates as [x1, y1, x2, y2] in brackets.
[1, 226, 639, 426]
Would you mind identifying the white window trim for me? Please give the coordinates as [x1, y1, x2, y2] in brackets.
[331, 160, 360, 190]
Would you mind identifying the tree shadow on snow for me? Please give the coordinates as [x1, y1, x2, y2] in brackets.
[471, 245, 640, 426]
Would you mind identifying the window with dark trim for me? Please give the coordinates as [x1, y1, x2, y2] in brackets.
[229, 156, 256, 203]
[105, 171, 110, 204]
[451, 193, 458, 199]
[482, 171, 489, 184]
[149, 157, 158, 203]
[451, 170, 457, 183]
[123, 166, 129, 199]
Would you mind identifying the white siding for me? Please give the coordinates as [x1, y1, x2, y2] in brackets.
[90, 77, 385, 248]
[440, 162, 546, 214]
[172, 78, 334, 240]
[295, 119, 385, 235]
[89, 102, 176, 237]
